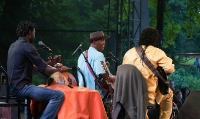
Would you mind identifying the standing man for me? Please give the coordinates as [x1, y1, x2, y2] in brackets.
[7, 21, 70, 119]
[194, 58, 199, 72]
[122, 27, 175, 119]
[77, 31, 115, 99]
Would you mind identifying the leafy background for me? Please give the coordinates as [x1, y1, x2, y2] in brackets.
[1, 0, 200, 90]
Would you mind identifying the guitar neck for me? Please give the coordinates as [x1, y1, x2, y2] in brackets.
[100, 61, 112, 76]
[105, 65, 111, 76]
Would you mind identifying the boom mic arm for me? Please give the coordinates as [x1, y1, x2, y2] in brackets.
[108, 52, 121, 64]
[72, 42, 83, 56]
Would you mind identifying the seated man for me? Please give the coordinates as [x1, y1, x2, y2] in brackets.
[7, 21, 70, 119]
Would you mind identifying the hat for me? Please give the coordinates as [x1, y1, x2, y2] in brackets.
[88, 31, 110, 42]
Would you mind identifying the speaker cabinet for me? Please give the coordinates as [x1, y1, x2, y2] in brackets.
[176, 91, 200, 119]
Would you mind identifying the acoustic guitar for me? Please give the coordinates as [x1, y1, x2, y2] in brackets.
[100, 61, 114, 89]
[100, 61, 114, 119]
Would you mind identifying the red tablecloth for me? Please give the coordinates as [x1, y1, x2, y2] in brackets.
[48, 85, 108, 119]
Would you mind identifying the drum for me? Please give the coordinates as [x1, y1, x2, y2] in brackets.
[47, 72, 77, 86]
[31, 72, 77, 118]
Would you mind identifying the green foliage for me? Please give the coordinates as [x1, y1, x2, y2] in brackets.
[149, 0, 182, 48]
[185, 77, 200, 90]
[149, 0, 157, 27]
[0, 0, 117, 84]
[183, 20, 199, 37]
[169, 66, 200, 91]
[1, 0, 200, 86]
[149, 0, 200, 49]
[32, 72, 48, 86]
[163, 20, 181, 48]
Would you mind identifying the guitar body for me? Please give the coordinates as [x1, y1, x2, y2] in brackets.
[96, 78, 110, 94]
[157, 66, 169, 95]
[100, 61, 115, 88]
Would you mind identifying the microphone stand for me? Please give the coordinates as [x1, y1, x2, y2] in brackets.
[110, 58, 122, 65]
[108, 52, 122, 65]
[117, 59, 122, 64]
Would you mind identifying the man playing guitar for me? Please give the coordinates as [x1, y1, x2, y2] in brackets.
[77, 31, 115, 99]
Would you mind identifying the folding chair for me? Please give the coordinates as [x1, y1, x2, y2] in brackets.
[72, 66, 86, 87]
[0, 64, 32, 119]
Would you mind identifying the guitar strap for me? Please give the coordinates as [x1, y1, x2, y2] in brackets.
[85, 50, 98, 79]
[135, 46, 170, 88]
[85, 50, 104, 89]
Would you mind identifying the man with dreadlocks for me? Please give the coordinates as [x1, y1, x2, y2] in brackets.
[122, 27, 175, 119]
[7, 21, 71, 119]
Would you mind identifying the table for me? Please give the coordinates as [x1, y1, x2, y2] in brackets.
[48, 85, 108, 119]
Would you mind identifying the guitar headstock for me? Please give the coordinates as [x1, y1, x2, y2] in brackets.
[100, 61, 107, 71]
[100, 61, 112, 76]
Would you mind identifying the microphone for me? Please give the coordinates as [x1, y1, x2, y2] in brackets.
[38, 41, 53, 52]
[0, 62, 7, 75]
[108, 52, 120, 63]
[72, 42, 83, 56]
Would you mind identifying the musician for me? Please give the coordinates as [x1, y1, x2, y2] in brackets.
[122, 27, 175, 119]
[77, 31, 115, 99]
[7, 21, 71, 119]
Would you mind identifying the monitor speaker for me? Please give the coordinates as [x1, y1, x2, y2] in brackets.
[176, 91, 200, 119]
